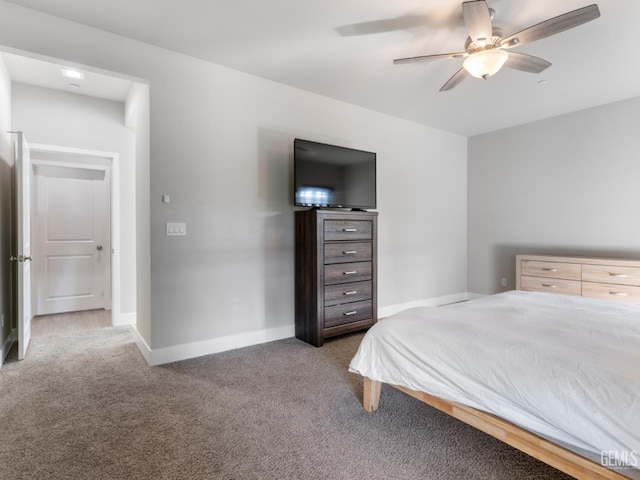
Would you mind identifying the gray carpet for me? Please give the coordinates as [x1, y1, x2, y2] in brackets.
[0, 327, 571, 480]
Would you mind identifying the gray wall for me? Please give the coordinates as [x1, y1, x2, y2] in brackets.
[3, 2, 638, 363]
[468, 96, 640, 295]
[0, 3, 467, 359]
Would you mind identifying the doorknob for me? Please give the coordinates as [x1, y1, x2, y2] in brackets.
[97, 245, 103, 251]
[24, 255, 32, 261]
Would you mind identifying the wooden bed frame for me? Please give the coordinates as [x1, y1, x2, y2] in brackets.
[362, 377, 630, 480]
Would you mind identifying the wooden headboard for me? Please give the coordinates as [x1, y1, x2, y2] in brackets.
[516, 254, 640, 305]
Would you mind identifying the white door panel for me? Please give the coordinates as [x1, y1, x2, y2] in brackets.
[14, 132, 32, 360]
[34, 165, 109, 315]
[48, 255, 94, 296]
[47, 178, 94, 240]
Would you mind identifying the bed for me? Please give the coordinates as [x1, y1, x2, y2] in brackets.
[349, 290, 640, 479]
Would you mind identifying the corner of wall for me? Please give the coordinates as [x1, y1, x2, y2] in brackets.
[0, 56, 12, 163]
[125, 81, 152, 349]
[0, 54, 13, 363]
[1, 329, 16, 365]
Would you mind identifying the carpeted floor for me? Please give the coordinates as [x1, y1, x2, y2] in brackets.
[0, 327, 572, 480]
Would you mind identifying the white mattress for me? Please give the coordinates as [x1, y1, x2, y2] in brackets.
[349, 291, 640, 471]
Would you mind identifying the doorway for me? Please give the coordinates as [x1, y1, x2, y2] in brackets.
[0, 47, 150, 367]
[29, 145, 121, 330]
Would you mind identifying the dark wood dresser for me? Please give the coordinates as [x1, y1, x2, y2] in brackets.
[295, 209, 378, 346]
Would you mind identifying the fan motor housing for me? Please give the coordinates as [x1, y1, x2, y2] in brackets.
[465, 26, 504, 52]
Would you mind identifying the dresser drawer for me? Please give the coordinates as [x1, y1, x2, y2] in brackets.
[521, 260, 581, 281]
[324, 280, 372, 306]
[324, 300, 372, 328]
[324, 262, 372, 285]
[582, 264, 640, 286]
[521, 275, 581, 296]
[324, 220, 372, 241]
[582, 282, 640, 305]
[324, 242, 372, 264]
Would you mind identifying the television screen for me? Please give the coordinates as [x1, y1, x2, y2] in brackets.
[294, 138, 376, 209]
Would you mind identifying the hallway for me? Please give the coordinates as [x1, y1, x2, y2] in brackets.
[32, 309, 111, 338]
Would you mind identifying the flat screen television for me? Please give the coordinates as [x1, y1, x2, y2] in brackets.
[293, 138, 376, 210]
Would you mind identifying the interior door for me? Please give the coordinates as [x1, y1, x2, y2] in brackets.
[14, 132, 32, 360]
[34, 164, 109, 315]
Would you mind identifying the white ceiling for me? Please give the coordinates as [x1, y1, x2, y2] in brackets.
[4, 0, 640, 136]
[1, 51, 134, 102]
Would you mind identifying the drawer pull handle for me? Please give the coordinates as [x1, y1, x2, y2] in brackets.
[343, 250, 357, 255]
[343, 271, 357, 275]
[343, 228, 358, 232]
[541, 284, 556, 288]
[343, 310, 358, 316]
[610, 292, 628, 296]
[541, 268, 557, 272]
[609, 273, 628, 278]
[344, 291, 358, 296]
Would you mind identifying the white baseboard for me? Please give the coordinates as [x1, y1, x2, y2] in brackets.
[115, 312, 136, 326]
[131, 326, 152, 364]
[466, 292, 488, 301]
[134, 291, 481, 367]
[133, 324, 296, 367]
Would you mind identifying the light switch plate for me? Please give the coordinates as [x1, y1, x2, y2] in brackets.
[166, 222, 186, 236]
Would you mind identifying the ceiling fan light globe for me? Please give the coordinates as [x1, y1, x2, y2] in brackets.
[463, 49, 509, 79]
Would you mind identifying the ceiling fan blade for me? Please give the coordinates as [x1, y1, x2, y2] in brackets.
[501, 4, 600, 48]
[393, 52, 467, 65]
[336, 15, 433, 36]
[462, 1, 493, 45]
[504, 52, 551, 73]
[440, 68, 469, 92]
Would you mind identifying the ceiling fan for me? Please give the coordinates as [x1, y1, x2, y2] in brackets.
[393, 1, 600, 92]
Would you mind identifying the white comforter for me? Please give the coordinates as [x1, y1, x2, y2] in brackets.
[349, 291, 640, 461]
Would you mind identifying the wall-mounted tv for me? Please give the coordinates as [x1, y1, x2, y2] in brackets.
[293, 138, 376, 210]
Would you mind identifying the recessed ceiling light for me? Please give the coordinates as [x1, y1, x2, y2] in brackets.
[68, 83, 80, 89]
[61, 68, 85, 80]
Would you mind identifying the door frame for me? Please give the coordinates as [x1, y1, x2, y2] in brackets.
[29, 144, 120, 326]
